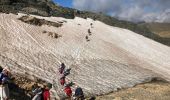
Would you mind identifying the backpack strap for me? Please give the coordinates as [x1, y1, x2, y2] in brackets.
[0, 73, 4, 82]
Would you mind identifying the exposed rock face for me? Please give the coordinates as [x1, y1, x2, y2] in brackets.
[0, 0, 75, 18]
[0, 13, 170, 99]
[0, 0, 48, 16]
[18, 16, 63, 27]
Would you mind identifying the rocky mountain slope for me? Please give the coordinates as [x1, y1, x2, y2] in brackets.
[0, 0, 74, 18]
[0, 13, 170, 99]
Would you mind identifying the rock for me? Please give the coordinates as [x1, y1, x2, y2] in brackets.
[18, 16, 63, 27]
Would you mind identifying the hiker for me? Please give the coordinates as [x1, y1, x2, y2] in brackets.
[0, 68, 10, 100]
[64, 85, 72, 99]
[63, 68, 71, 77]
[32, 84, 43, 100]
[85, 36, 88, 40]
[60, 76, 66, 86]
[74, 86, 84, 100]
[59, 63, 66, 74]
[43, 83, 52, 100]
[85, 36, 90, 42]
[88, 29, 91, 33]
[42, 83, 52, 100]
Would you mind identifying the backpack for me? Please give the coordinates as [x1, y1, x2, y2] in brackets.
[0, 73, 6, 84]
[63, 68, 71, 76]
[75, 87, 84, 97]
[32, 88, 44, 100]
[0, 73, 4, 81]
[64, 86, 72, 97]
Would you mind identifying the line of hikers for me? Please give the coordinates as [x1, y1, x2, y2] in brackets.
[31, 63, 85, 100]
[59, 63, 85, 100]
[0, 63, 86, 100]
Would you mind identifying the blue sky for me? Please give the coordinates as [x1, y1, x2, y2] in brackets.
[53, 0, 72, 8]
[52, 0, 170, 23]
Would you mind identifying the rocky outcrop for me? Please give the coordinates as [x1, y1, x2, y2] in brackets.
[0, 0, 75, 18]
[18, 16, 63, 27]
[0, 0, 49, 16]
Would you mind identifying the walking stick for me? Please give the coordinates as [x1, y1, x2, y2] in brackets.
[1, 85, 3, 100]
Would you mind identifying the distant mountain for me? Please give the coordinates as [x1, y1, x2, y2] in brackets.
[144, 23, 170, 38]
[140, 23, 170, 46]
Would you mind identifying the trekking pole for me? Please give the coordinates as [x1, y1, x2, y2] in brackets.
[1, 85, 3, 100]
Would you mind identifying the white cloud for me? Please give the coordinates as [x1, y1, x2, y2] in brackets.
[73, 0, 121, 13]
[156, 9, 170, 23]
[72, 0, 170, 23]
[118, 5, 144, 22]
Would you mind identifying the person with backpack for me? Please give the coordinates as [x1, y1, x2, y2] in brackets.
[0, 68, 11, 100]
[74, 86, 84, 100]
[63, 68, 71, 77]
[59, 63, 66, 74]
[32, 84, 43, 100]
[88, 29, 91, 33]
[60, 76, 66, 86]
[43, 83, 52, 100]
[64, 85, 72, 99]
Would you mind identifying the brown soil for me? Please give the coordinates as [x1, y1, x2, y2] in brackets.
[97, 81, 170, 100]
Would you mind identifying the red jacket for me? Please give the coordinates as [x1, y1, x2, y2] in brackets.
[60, 78, 65, 86]
[43, 89, 50, 100]
[64, 86, 72, 97]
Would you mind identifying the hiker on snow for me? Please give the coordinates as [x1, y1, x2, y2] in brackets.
[64, 84, 72, 99]
[32, 84, 43, 100]
[58, 63, 71, 76]
[0, 68, 11, 100]
[43, 83, 52, 100]
[59, 63, 66, 74]
[63, 68, 71, 77]
[60, 76, 66, 86]
[74, 86, 84, 100]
